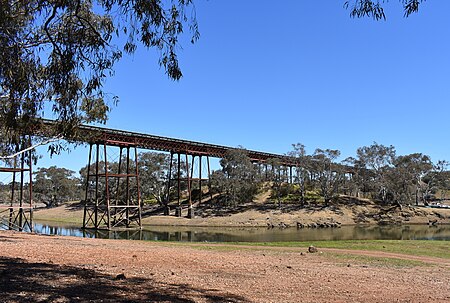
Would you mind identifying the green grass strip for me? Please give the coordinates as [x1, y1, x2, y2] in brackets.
[200, 240, 450, 259]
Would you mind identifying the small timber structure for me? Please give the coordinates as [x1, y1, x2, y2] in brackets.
[0, 119, 348, 231]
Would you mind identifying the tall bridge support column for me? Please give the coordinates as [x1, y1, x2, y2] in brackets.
[175, 152, 182, 217]
[0, 139, 33, 232]
[163, 152, 174, 215]
[166, 151, 212, 218]
[83, 141, 142, 230]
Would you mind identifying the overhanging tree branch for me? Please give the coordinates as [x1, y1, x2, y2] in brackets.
[0, 136, 62, 160]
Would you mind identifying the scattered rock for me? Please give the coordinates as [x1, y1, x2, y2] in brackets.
[115, 273, 126, 280]
[308, 246, 318, 253]
[302, 220, 342, 229]
[434, 212, 445, 219]
[279, 222, 290, 229]
[429, 219, 438, 226]
[378, 220, 389, 226]
[401, 212, 411, 218]
[378, 219, 400, 226]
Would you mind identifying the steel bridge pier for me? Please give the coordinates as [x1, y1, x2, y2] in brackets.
[83, 141, 142, 230]
[0, 137, 33, 232]
[165, 151, 212, 219]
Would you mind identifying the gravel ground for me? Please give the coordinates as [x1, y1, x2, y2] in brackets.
[0, 230, 449, 303]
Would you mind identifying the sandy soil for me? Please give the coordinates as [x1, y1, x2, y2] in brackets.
[1, 230, 449, 303]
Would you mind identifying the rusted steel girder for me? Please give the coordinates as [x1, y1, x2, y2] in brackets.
[35, 119, 301, 166]
[34, 119, 355, 174]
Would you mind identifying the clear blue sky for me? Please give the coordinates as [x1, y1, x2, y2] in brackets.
[38, 1, 450, 173]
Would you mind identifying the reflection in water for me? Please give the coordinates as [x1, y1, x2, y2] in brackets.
[26, 222, 450, 242]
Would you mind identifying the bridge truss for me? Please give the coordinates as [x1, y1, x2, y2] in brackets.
[1, 120, 306, 231]
[34, 120, 302, 230]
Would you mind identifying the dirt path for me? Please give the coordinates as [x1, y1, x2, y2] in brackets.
[182, 243, 450, 266]
[1, 231, 449, 302]
[320, 248, 450, 266]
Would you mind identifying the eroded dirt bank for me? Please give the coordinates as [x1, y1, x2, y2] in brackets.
[1, 231, 449, 302]
[33, 199, 450, 228]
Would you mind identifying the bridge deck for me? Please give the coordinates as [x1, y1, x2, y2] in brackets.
[39, 119, 297, 165]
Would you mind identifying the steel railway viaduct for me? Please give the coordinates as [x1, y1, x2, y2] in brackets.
[0, 120, 345, 231]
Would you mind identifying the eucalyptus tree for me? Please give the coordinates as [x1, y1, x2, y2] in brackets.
[344, 155, 377, 199]
[311, 148, 343, 206]
[78, 158, 129, 204]
[340, 157, 359, 197]
[265, 157, 284, 208]
[0, 182, 12, 204]
[214, 148, 258, 206]
[390, 153, 433, 206]
[287, 143, 310, 206]
[34, 166, 81, 207]
[210, 169, 226, 196]
[355, 142, 396, 204]
[0, 0, 199, 154]
[138, 152, 170, 206]
[433, 161, 450, 200]
[422, 160, 449, 204]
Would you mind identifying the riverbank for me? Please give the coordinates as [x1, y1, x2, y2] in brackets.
[33, 197, 450, 228]
[1, 230, 448, 302]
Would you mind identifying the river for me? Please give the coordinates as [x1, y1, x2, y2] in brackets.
[25, 221, 450, 242]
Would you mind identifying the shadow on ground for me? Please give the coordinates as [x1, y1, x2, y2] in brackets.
[190, 199, 347, 219]
[0, 257, 249, 303]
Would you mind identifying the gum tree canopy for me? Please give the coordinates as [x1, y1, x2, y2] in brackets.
[344, 0, 425, 20]
[0, 0, 198, 153]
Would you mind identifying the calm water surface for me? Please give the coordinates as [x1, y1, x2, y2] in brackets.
[29, 221, 450, 242]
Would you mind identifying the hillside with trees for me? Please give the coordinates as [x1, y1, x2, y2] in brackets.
[208, 142, 449, 209]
